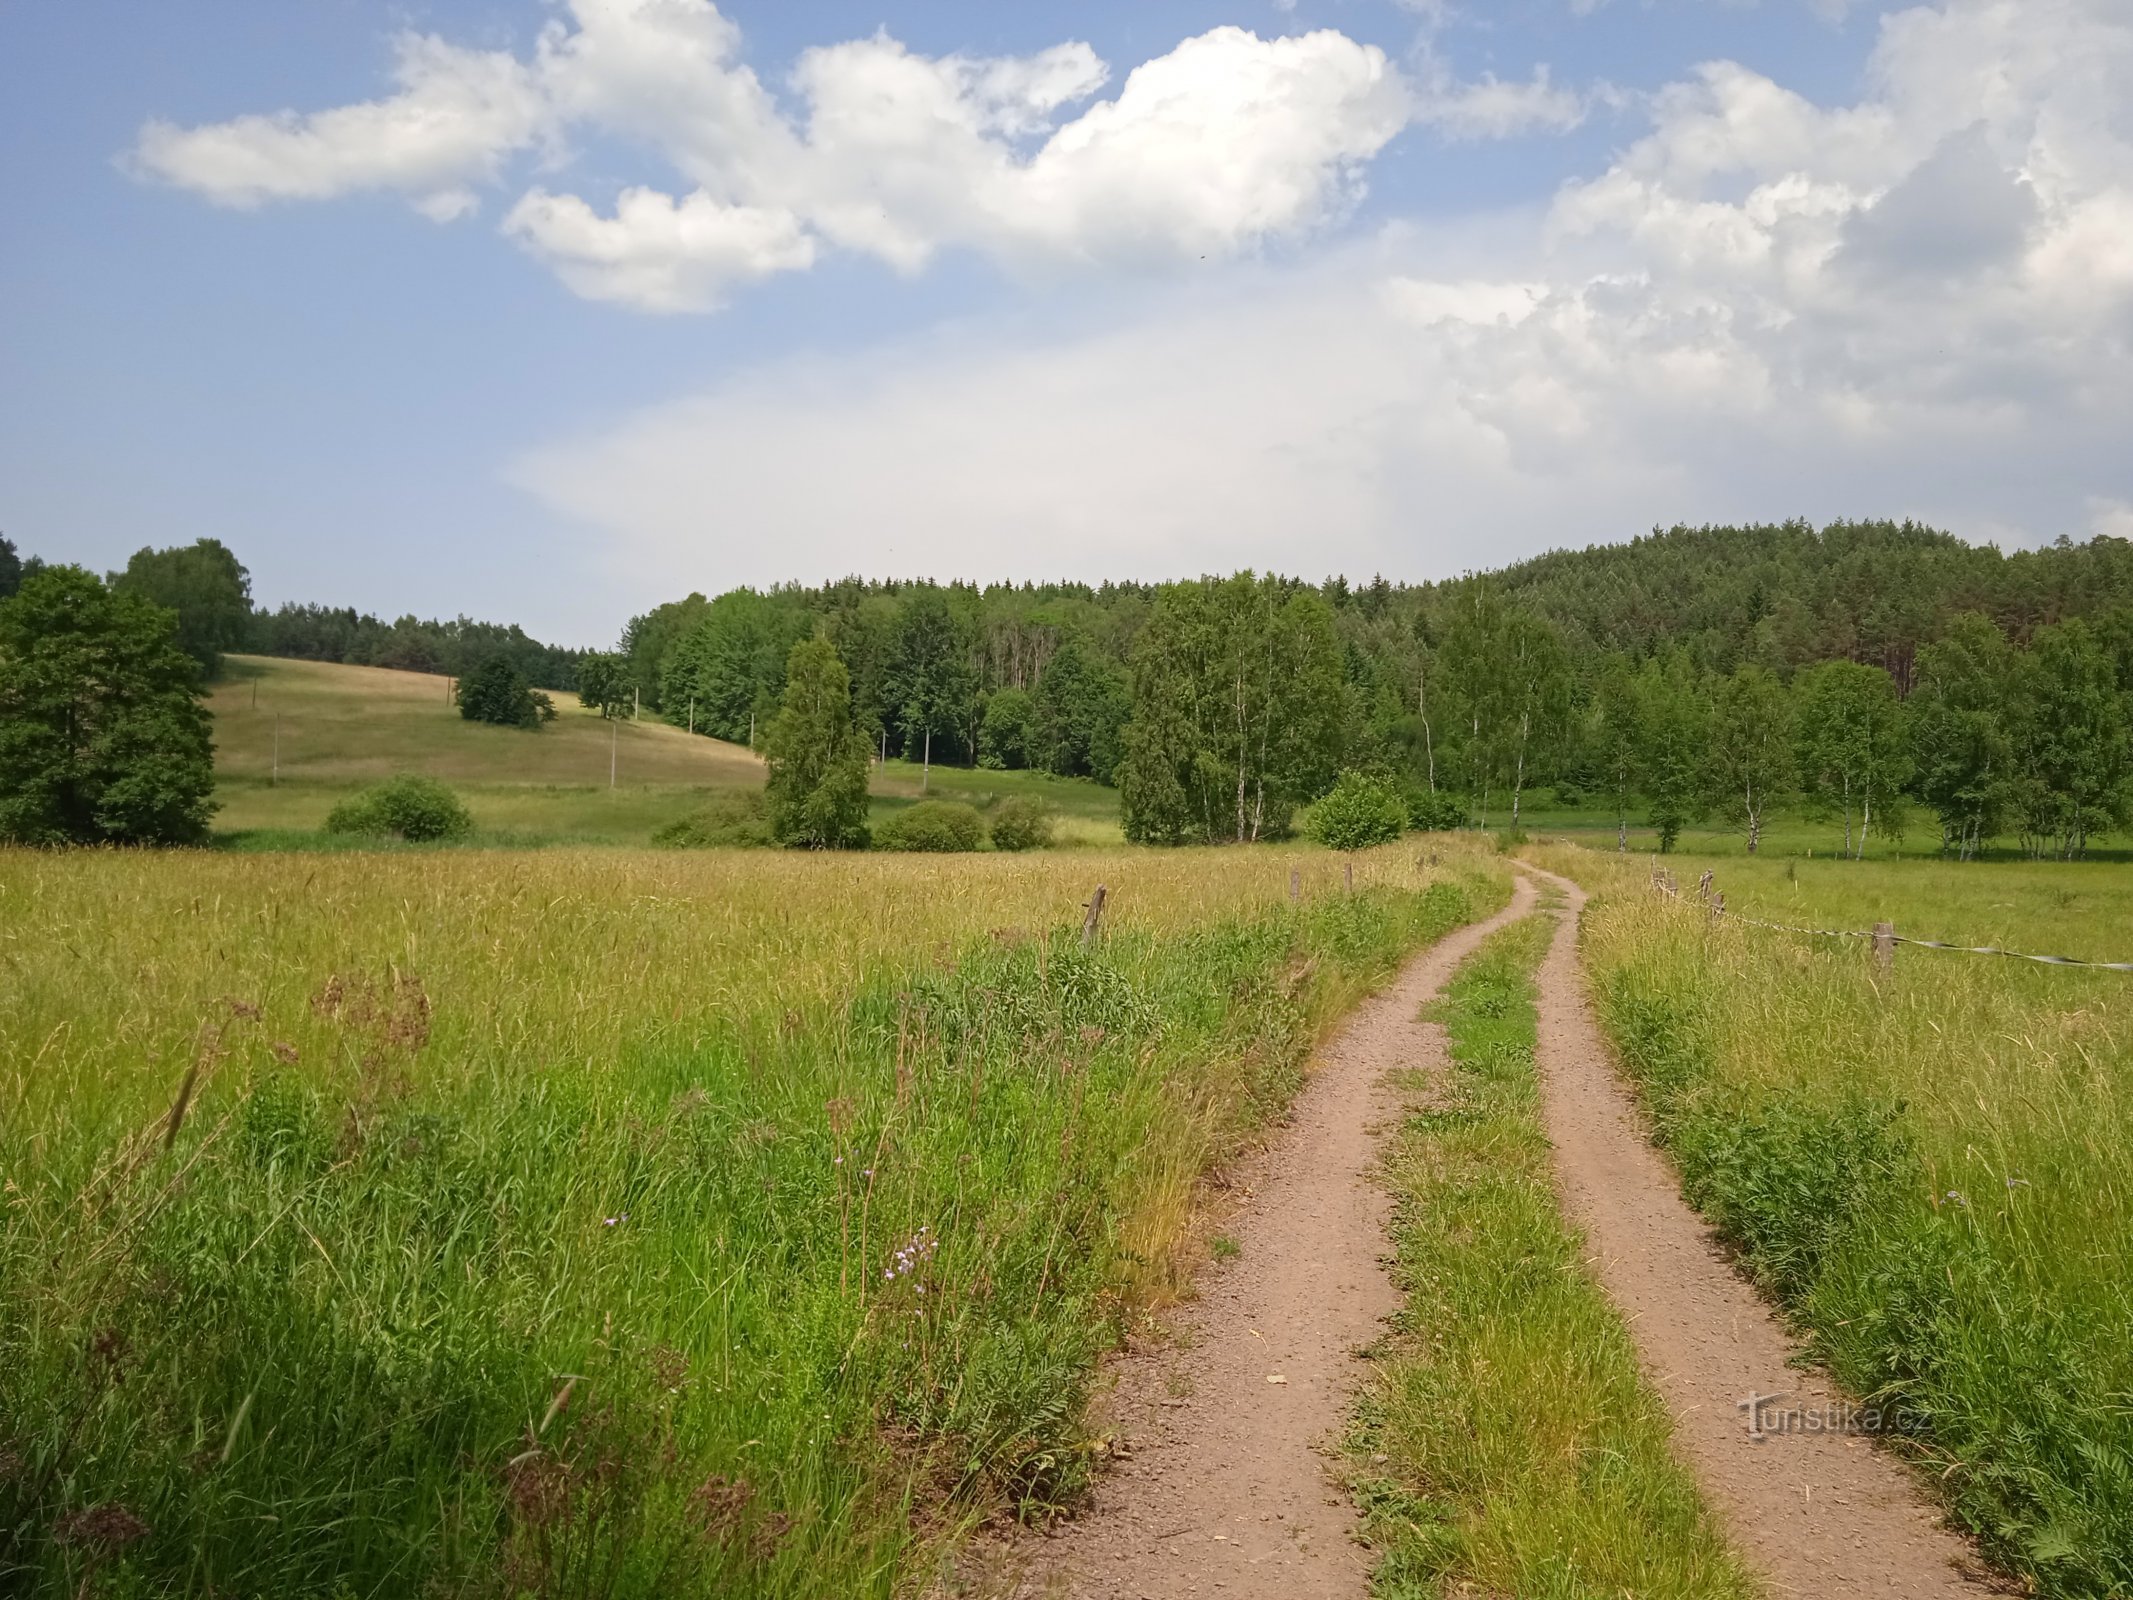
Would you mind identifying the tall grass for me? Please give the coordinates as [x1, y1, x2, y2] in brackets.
[1532, 842, 2133, 1596]
[0, 842, 1504, 1596]
[1350, 910, 1755, 1599]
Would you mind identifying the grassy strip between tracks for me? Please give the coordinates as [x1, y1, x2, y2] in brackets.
[1348, 907, 1759, 1600]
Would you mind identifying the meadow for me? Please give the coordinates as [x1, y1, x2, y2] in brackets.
[1531, 839, 2133, 1596]
[207, 657, 1123, 849]
[0, 839, 1504, 1597]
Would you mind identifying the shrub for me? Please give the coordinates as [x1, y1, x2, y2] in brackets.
[873, 799, 985, 852]
[1408, 789, 1470, 831]
[652, 790, 774, 849]
[988, 795, 1056, 852]
[324, 776, 473, 843]
[1308, 770, 1409, 852]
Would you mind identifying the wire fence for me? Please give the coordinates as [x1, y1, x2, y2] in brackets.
[1648, 868, 2133, 974]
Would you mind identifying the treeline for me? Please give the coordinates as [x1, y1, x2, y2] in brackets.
[0, 534, 584, 689]
[606, 521, 2133, 856]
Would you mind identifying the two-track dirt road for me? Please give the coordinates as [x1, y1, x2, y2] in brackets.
[1003, 866, 1992, 1600]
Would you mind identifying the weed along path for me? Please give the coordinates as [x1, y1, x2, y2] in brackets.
[1006, 875, 1540, 1600]
[1519, 862, 1994, 1599]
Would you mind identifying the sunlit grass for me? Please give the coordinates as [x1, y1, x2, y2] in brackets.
[0, 839, 1505, 1597]
[1530, 840, 2133, 1596]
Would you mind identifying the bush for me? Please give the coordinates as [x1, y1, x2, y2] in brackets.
[324, 776, 473, 843]
[652, 790, 774, 849]
[1308, 770, 1409, 852]
[988, 795, 1056, 852]
[1408, 789, 1470, 831]
[873, 799, 985, 852]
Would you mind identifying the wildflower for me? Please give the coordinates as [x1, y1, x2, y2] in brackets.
[1945, 1190, 1968, 1209]
[603, 1213, 629, 1227]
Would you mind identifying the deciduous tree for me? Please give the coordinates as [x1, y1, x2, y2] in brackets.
[110, 538, 252, 678]
[1707, 665, 1794, 854]
[0, 565, 216, 844]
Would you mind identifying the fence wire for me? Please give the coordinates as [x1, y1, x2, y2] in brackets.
[1648, 872, 2133, 974]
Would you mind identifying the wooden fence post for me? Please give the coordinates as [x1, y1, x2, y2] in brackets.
[1288, 867, 1301, 902]
[1710, 892, 1725, 924]
[1873, 921, 1896, 975]
[1081, 885, 1108, 947]
[1697, 869, 1714, 899]
[1344, 859, 1355, 894]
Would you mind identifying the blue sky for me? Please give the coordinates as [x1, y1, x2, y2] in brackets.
[4, 1, 2129, 645]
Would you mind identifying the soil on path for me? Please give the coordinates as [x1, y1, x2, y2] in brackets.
[1522, 862, 1996, 1599]
[999, 875, 1540, 1600]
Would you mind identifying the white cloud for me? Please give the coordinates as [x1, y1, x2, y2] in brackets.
[513, 0, 2133, 587]
[502, 187, 814, 311]
[131, 34, 547, 211]
[128, 2, 1490, 307]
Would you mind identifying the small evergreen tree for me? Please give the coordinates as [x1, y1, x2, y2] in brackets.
[0, 565, 217, 845]
[0, 535, 21, 601]
[763, 635, 871, 849]
[457, 654, 544, 729]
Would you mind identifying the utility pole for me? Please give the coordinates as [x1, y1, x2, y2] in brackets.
[251, 677, 258, 710]
[272, 713, 280, 786]
[688, 697, 695, 736]
[609, 715, 617, 790]
[633, 685, 640, 722]
[922, 727, 931, 793]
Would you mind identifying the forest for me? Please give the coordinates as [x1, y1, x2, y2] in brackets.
[605, 520, 2133, 857]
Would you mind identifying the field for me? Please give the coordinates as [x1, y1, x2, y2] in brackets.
[206, 657, 1123, 848]
[1531, 838, 2133, 1594]
[0, 838, 1504, 1596]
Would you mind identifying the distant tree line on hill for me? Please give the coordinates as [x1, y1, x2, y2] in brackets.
[609, 521, 2133, 856]
[1, 533, 586, 689]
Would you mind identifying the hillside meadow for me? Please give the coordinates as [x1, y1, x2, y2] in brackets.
[207, 655, 1122, 849]
[1532, 839, 2133, 1595]
[0, 838, 1504, 1596]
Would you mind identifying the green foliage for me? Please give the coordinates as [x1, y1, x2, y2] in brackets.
[979, 686, 1035, 769]
[2004, 618, 2130, 859]
[0, 564, 217, 845]
[1908, 613, 2013, 859]
[456, 653, 547, 729]
[110, 537, 252, 678]
[874, 799, 986, 852]
[1407, 788, 1470, 831]
[1308, 769, 1409, 851]
[1795, 661, 1908, 858]
[660, 588, 811, 744]
[575, 650, 635, 718]
[986, 794, 1055, 852]
[762, 635, 872, 849]
[1636, 652, 1708, 853]
[885, 587, 979, 767]
[0, 534, 21, 600]
[1434, 586, 1571, 828]
[1707, 665, 1795, 853]
[323, 775, 473, 842]
[1118, 575, 1345, 844]
[1030, 635, 1128, 781]
[651, 790, 774, 848]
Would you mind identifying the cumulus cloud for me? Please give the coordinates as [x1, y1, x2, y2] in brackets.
[132, 34, 547, 212]
[133, 1, 1435, 306]
[512, 0, 2133, 586]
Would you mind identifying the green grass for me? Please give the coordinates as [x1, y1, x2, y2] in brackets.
[209, 657, 1122, 849]
[1349, 911, 1757, 1600]
[1535, 842, 2133, 1596]
[0, 842, 1505, 1597]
